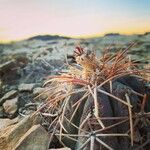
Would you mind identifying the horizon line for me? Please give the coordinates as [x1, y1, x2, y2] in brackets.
[0, 31, 150, 44]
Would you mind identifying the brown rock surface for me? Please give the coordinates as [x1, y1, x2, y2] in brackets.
[0, 114, 41, 150]
[14, 124, 49, 150]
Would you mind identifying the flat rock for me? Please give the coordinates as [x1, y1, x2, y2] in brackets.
[3, 97, 18, 116]
[0, 90, 17, 105]
[0, 113, 41, 150]
[14, 124, 49, 150]
[50, 148, 71, 150]
[18, 83, 35, 92]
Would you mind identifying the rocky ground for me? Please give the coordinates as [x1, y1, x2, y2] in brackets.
[0, 33, 150, 150]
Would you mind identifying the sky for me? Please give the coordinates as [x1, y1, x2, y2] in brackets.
[0, 0, 150, 42]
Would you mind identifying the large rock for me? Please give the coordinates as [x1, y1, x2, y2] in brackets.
[0, 113, 41, 150]
[0, 90, 17, 105]
[14, 124, 49, 150]
[3, 97, 18, 117]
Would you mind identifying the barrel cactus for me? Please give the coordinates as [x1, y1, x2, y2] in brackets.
[37, 44, 150, 150]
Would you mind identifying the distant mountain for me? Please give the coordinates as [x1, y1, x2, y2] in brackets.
[144, 32, 150, 35]
[104, 33, 120, 36]
[27, 35, 70, 41]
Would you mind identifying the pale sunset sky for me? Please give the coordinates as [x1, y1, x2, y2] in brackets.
[0, 0, 150, 42]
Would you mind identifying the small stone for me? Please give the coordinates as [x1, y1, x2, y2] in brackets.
[12, 52, 28, 67]
[0, 90, 17, 105]
[3, 97, 18, 116]
[33, 87, 44, 95]
[20, 103, 37, 116]
[0, 106, 4, 118]
[0, 60, 16, 74]
[14, 124, 49, 150]
[0, 118, 18, 130]
[49, 148, 71, 150]
[18, 83, 35, 92]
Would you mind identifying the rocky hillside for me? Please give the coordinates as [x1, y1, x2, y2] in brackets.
[0, 33, 150, 150]
[0, 32, 150, 118]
